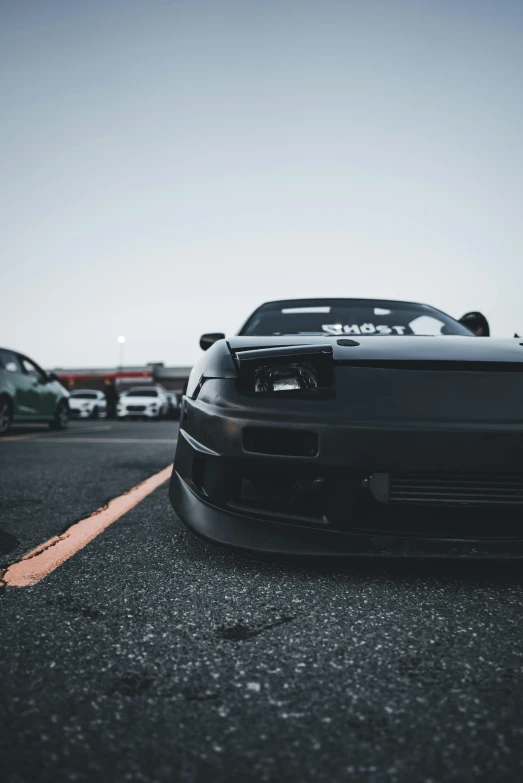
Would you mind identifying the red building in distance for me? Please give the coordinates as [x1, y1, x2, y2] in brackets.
[52, 363, 191, 396]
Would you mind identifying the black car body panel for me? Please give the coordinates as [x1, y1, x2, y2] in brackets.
[170, 299, 523, 557]
[229, 334, 523, 364]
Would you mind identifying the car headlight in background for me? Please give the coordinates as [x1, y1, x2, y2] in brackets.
[253, 363, 318, 393]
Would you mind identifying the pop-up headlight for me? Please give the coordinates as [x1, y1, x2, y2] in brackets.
[237, 344, 334, 397]
[253, 363, 318, 393]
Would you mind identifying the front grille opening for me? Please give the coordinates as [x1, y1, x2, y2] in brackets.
[390, 473, 523, 507]
[192, 458, 238, 507]
[191, 455, 523, 537]
[192, 456, 362, 527]
[243, 427, 318, 457]
[369, 472, 523, 508]
[230, 470, 329, 523]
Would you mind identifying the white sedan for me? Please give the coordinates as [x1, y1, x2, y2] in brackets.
[117, 386, 169, 420]
[69, 389, 107, 419]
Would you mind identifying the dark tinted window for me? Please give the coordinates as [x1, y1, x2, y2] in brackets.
[125, 389, 158, 397]
[21, 357, 46, 382]
[71, 392, 97, 399]
[0, 350, 23, 373]
[241, 300, 472, 337]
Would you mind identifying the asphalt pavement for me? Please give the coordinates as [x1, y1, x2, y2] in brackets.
[1, 420, 523, 782]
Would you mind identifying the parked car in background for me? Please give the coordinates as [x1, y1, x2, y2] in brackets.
[117, 386, 168, 420]
[0, 347, 69, 434]
[68, 389, 107, 419]
[166, 392, 181, 420]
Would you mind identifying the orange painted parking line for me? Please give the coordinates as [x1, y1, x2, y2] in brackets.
[2, 464, 173, 588]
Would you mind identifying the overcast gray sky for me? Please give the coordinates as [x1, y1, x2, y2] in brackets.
[1, 0, 522, 368]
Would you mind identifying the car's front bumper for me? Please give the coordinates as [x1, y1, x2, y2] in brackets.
[169, 380, 523, 557]
[117, 409, 161, 418]
[171, 470, 523, 558]
[69, 408, 100, 418]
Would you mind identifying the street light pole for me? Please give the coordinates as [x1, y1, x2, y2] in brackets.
[117, 336, 126, 375]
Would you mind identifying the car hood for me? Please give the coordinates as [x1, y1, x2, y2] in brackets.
[228, 335, 523, 364]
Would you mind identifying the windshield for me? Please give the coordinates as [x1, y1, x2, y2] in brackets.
[70, 392, 97, 399]
[240, 300, 472, 337]
[125, 389, 158, 397]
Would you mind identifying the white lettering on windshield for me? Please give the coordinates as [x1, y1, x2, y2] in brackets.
[321, 323, 343, 335]
[322, 323, 407, 335]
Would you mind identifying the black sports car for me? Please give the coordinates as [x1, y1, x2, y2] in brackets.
[170, 298, 523, 558]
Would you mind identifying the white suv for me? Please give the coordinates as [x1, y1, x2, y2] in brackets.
[117, 386, 168, 420]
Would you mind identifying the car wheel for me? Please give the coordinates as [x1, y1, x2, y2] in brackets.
[0, 396, 13, 435]
[90, 406, 99, 419]
[49, 400, 69, 430]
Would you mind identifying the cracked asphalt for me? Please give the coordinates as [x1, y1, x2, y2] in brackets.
[1, 420, 523, 782]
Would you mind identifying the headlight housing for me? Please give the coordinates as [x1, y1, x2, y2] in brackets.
[237, 344, 334, 397]
[253, 363, 318, 393]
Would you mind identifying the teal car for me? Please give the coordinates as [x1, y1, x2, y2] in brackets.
[0, 347, 69, 435]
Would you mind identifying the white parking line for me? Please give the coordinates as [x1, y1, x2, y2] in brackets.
[1, 424, 114, 443]
[62, 425, 113, 434]
[34, 438, 178, 444]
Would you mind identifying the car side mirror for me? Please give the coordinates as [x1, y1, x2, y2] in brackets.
[200, 333, 225, 351]
[46, 372, 59, 382]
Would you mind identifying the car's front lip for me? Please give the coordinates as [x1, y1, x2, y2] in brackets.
[170, 470, 523, 558]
